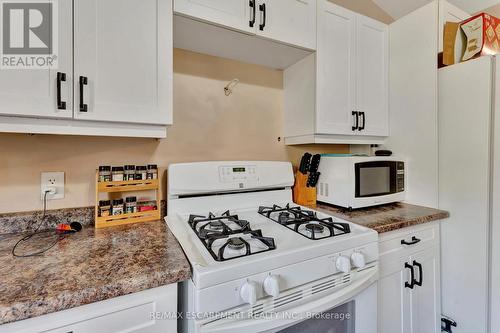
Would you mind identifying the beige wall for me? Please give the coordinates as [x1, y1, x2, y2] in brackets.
[329, 0, 394, 24]
[0, 49, 347, 214]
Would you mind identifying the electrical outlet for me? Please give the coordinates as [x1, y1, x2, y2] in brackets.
[41, 172, 65, 200]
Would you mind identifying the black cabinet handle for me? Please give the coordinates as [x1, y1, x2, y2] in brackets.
[79, 76, 88, 112]
[413, 260, 423, 287]
[249, 0, 256, 27]
[404, 262, 415, 289]
[441, 317, 457, 333]
[259, 3, 266, 31]
[56, 72, 66, 110]
[352, 111, 359, 131]
[359, 112, 365, 131]
[401, 236, 421, 246]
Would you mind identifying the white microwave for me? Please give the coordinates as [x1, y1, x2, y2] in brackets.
[317, 156, 406, 210]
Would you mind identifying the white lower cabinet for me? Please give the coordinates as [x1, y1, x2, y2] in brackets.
[378, 222, 441, 333]
[1, 284, 178, 333]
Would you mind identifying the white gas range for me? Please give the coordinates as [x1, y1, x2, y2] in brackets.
[166, 161, 379, 333]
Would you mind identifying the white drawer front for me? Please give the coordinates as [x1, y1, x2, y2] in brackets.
[379, 223, 439, 261]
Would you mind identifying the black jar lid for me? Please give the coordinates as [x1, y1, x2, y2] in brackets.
[99, 200, 111, 206]
[124, 165, 135, 170]
[111, 166, 124, 172]
[99, 166, 111, 172]
[112, 199, 124, 205]
[136, 165, 147, 171]
[126, 196, 137, 203]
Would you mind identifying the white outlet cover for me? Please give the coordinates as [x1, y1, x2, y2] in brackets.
[41, 172, 65, 200]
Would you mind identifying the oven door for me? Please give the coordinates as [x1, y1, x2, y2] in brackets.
[198, 267, 378, 333]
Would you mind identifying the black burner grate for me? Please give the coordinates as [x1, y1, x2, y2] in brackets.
[188, 211, 276, 261]
[259, 204, 351, 240]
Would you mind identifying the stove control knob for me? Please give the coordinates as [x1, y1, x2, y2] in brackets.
[240, 281, 258, 305]
[263, 275, 280, 298]
[336, 255, 352, 273]
[351, 252, 366, 269]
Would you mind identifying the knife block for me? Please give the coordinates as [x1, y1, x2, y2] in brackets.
[293, 172, 317, 207]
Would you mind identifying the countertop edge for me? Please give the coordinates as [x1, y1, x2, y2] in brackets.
[0, 266, 191, 325]
[315, 203, 450, 234]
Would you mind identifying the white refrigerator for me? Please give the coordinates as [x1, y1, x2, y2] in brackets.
[439, 55, 500, 333]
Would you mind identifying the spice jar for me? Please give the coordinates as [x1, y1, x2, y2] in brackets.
[111, 166, 124, 182]
[112, 199, 124, 215]
[124, 165, 136, 181]
[135, 166, 147, 180]
[98, 166, 112, 182]
[125, 196, 137, 214]
[98, 200, 111, 217]
[147, 164, 158, 180]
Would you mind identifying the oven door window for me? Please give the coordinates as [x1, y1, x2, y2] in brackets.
[277, 301, 355, 333]
[355, 161, 396, 198]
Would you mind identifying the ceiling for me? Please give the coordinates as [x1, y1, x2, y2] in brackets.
[372, 0, 500, 19]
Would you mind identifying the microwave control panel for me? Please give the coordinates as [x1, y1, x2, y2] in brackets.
[219, 165, 259, 183]
[396, 162, 405, 192]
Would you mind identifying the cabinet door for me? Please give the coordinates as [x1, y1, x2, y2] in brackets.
[74, 0, 172, 125]
[378, 256, 412, 333]
[174, 0, 253, 33]
[410, 247, 441, 333]
[0, 0, 73, 119]
[316, 1, 356, 135]
[255, 0, 316, 50]
[356, 14, 388, 137]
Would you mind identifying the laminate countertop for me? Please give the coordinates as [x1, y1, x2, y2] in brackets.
[0, 220, 191, 325]
[316, 202, 449, 233]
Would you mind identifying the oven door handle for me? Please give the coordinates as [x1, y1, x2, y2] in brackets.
[199, 266, 378, 333]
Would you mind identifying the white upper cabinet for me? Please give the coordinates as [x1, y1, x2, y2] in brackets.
[174, 0, 316, 51]
[74, 0, 172, 125]
[356, 15, 389, 137]
[0, 0, 172, 137]
[284, 1, 389, 145]
[316, 2, 356, 135]
[0, 0, 73, 119]
[255, 0, 316, 50]
[174, 0, 253, 33]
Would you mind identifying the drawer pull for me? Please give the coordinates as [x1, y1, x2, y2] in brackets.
[401, 236, 421, 246]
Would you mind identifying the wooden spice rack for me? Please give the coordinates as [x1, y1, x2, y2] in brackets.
[95, 171, 161, 229]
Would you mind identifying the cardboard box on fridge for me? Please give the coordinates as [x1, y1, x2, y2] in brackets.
[461, 13, 500, 61]
[443, 22, 466, 66]
[443, 13, 500, 66]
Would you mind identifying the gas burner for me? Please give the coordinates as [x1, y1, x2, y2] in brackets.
[208, 220, 224, 231]
[305, 223, 325, 234]
[227, 237, 245, 250]
[187, 211, 276, 261]
[259, 204, 351, 240]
